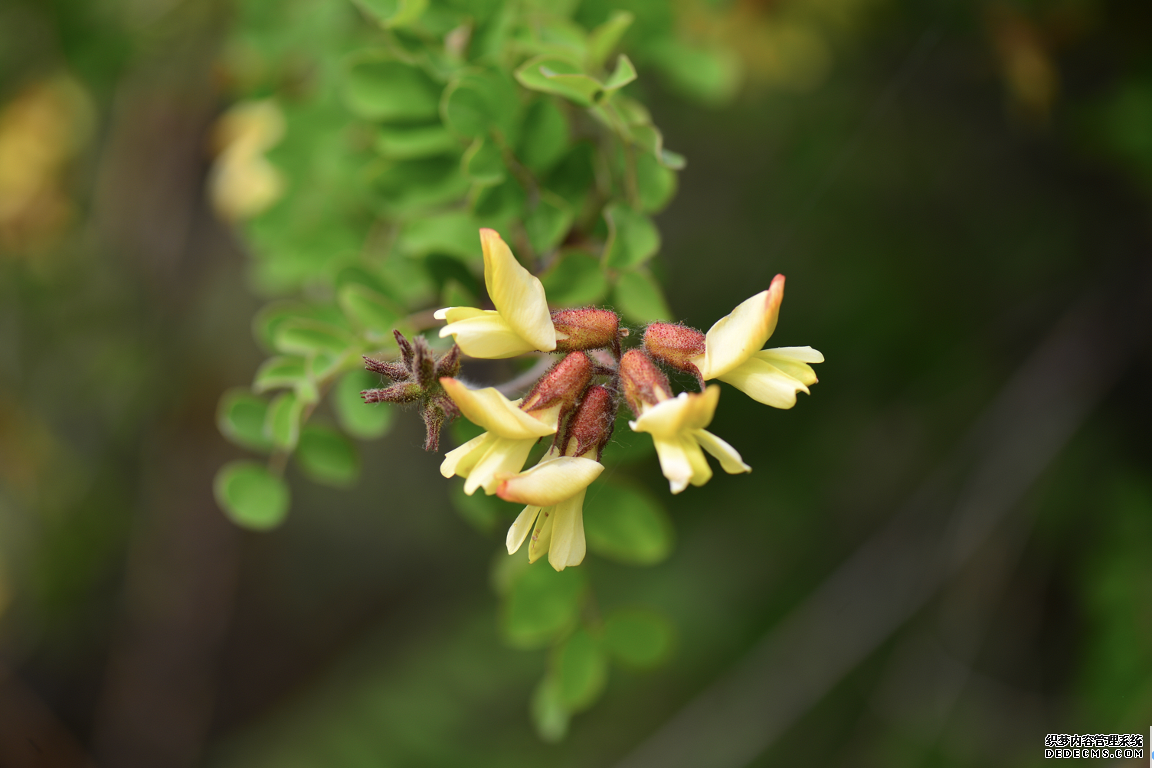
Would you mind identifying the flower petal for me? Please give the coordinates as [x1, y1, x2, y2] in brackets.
[693, 274, 785, 379]
[628, 386, 720, 439]
[506, 505, 541, 554]
[693, 429, 751, 475]
[439, 311, 538, 359]
[755, 347, 823, 386]
[681, 434, 713, 488]
[717, 355, 811, 409]
[441, 378, 558, 439]
[480, 228, 556, 353]
[462, 435, 536, 495]
[440, 432, 491, 478]
[652, 437, 701, 494]
[527, 504, 556, 563]
[497, 456, 604, 506]
[548, 492, 587, 571]
[434, 306, 488, 323]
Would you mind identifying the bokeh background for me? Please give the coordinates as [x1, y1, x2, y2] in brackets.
[0, 0, 1149, 767]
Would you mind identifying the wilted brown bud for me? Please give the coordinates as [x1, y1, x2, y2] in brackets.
[521, 352, 593, 414]
[562, 385, 617, 460]
[644, 322, 705, 374]
[619, 350, 672, 416]
[552, 309, 621, 352]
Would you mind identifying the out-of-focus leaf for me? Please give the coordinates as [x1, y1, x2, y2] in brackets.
[587, 11, 633, 70]
[646, 39, 742, 107]
[296, 424, 360, 487]
[516, 56, 599, 107]
[253, 355, 308, 393]
[373, 155, 471, 213]
[217, 389, 273, 453]
[441, 71, 520, 141]
[540, 250, 607, 306]
[635, 150, 677, 213]
[450, 484, 510, 533]
[472, 176, 526, 222]
[333, 369, 394, 440]
[214, 461, 290, 531]
[342, 53, 442, 123]
[518, 99, 569, 174]
[502, 559, 585, 648]
[352, 0, 427, 28]
[601, 609, 674, 668]
[583, 478, 672, 565]
[530, 673, 570, 743]
[462, 136, 506, 185]
[598, 409, 655, 465]
[524, 194, 572, 254]
[603, 203, 660, 269]
[375, 124, 458, 159]
[338, 284, 403, 339]
[613, 270, 671, 324]
[273, 319, 357, 358]
[602, 55, 637, 92]
[398, 210, 481, 261]
[554, 628, 607, 711]
[264, 391, 303, 451]
[545, 143, 595, 209]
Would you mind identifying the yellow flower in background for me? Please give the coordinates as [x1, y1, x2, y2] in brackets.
[629, 384, 750, 494]
[439, 378, 560, 495]
[500, 448, 604, 571]
[435, 229, 557, 359]
[208, 99, 286, 221]
[690, 274, 824, 409]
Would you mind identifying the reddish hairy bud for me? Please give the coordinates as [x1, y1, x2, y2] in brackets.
[552, 308, 621, 352]
[521, 352, 593, 414]
[619, 350, 672, 416]
[361, 382, 422, 403]
[643, 322, 705, 374]
[562, 385, 617, 460]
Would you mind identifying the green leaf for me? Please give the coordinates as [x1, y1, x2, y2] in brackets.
[502, 559, 585, 648]
[296, 424, 360, 487]
[471, 176, 526, 222]
[441, 72, 520, 141]
[253, 355, 308, 393]
[352, 0, 427, 27]
[516, 56, 600, 107]
[214, 461, 290, 531]
[524, 193, 572, 254]
[635, 150, 678, 213]
[397, 210, 482, 262]
[601, 55, 637, 93]
[613, 270, 671, 324]
[264, 391, 303, 451]
[540, 250, 607, 307]
[338, 284, 403, 339]
[375, 124, 458, 159]
[273, 319, 357, 358]
[373, 155, 471, 213]
[530, 673, 570, 743]
[462, 136, 506, 185]
[603, 203, 660, 269]
[587, 11, 633, 70]
[545, 143, 595, 210]
[583, 478, 673, 565]
[333, 369, 394, 440]
[554, 628, 607, 711]
[517, 99, 569, 174]
[217, 389, 273, 453]
[342, 53, 442, 123]
[602, 609, 674, 669]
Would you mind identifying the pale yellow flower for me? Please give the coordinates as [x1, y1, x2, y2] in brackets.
[435, 229, 557, 358]
[690, 274, 824, 409]
[208, 99, 286, 221]
[629, 385, 750, 494]
[439, 378, 561, 495]
[501, 448, 604, 571]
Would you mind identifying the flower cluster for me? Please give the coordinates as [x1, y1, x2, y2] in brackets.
[363, 229, 823, 570]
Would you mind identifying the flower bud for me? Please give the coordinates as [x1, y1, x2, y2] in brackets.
[619, 350, 672, 416]
[521, 351, 593, 414]
[562, 385, 616, 460]
[361, 382, 422, 404]
[643, 322, 705, 374]
[552, 308, 620, 352]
